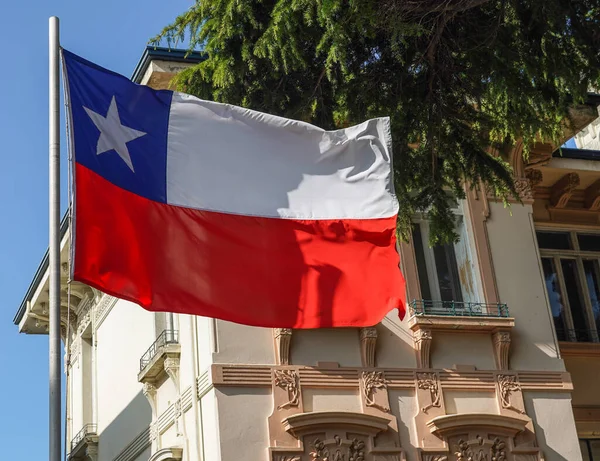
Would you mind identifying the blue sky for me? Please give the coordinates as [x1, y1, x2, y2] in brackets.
[0, 0, 192, 456]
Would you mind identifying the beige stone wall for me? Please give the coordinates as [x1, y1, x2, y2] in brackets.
[486, 202, 564, 371]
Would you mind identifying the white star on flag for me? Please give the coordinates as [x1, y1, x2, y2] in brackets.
[84, 96, 146, 172]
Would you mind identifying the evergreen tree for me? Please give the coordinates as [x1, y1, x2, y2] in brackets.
[153, 0, 600, 244]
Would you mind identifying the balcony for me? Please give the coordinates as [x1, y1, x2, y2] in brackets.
[408, 300, 515, 369]
[409, 300, 510, 318]
[556, 328, 600, 358]
[138, 329, 180, 385]
[69, 424, 98, 460]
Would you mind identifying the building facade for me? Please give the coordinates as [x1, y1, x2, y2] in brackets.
[13, 47, 600, 461]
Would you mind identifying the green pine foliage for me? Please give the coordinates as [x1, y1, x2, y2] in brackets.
[152, 0, 600, 245]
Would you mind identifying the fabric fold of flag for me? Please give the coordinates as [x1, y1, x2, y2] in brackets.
[62, 48, 406, 328]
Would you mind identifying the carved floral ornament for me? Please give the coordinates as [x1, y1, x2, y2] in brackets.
[361, 371, 390, 412]
[310, 436, 366, 461]
[275, 369, 300, 410]
[455, 436, 507, 461]
[497, 374, 524, 414]
[417, 372, 441, 413]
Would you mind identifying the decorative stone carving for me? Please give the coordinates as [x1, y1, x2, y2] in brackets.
[417, 373, 441, 413]
[493, 331, 511, 370]
[142, 382, 158, 417]
[275, 369, 300, 410]
[174, 398, 183, 437]
[274, 328, 293, 365]
[550, 172, 580, 208]
[514, 178, 534, 202]
[360, 327, 378, 367]
[361, 371, 390, 412]
[164, 357, 181, 389]
[422, 455, 448, 461]
[76, 302, 92, 336]
[149, 421, 158, 441]
[585, 179, 600, 211]
[454, 436, 507, 461]
[498, 374, 525, 414]
[310, 436, 366, 461]
[525, 168, 543, 187]
[413, 329, 433, 369]
[93, 294, 116, 326]
[274, 457, 301, 461]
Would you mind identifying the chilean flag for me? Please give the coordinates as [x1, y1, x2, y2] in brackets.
[62, 49, 406, 329]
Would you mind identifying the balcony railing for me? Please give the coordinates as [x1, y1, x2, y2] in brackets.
[71, 424, 97, 451]
[556, 328, 600, 343]
[140, 329, 179, 372]
[409, 300, 510, 318]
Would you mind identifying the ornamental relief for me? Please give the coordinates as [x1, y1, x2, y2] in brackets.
[272, 431, 402, 461]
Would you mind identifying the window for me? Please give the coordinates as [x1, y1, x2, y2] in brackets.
[580, 439, 600, 461]
[537, 230, 600, 343]
[412, 214, 479, 305]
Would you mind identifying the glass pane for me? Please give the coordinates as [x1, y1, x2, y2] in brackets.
[584, 260, 600, 337]
[433, 243, 463, 303]
[412, 224, 431, 300]
[580, 440, 591, 461]
[579, 234, 600, 252]
[561, 259, 591, 341]
[536, 231, 572, 250]
[542, 258, 568, 340]
[454, 216, 477, 304]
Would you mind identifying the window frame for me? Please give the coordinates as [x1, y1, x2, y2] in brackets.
[411, 201, 482, 304]
[537, 228, 600, 342]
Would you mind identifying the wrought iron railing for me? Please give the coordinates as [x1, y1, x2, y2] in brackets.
[71, 424, 97, 451]
[555, 328, 600, 343]
[409, 300, 510, 318]
[139, 329, 179, 371]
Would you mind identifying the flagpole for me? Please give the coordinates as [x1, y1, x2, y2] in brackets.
[49, 15, 62, 461]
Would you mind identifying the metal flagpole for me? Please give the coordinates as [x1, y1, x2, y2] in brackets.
[49, 15, 62, 461]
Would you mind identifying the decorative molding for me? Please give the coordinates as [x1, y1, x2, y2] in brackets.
[274, 369, 300, 410]
[560, 341, 600, 357]
[550, 172, 580, 208]
[93, 294, 117, 330]
[282, 411, 391, 436]
[211, 364, 573, 392]
[493, 331, 511, 370]
[454, 437, 506, 461]
[361, 371, 390, 412]
[360, 327, 378, 367]
[427, 413, 529, 438]
[421, 454, 448, 461]
[526, 168, 543, 188]
[417, 373, 441, 413]
[585, 179, 600, 211]
[173, 399, 183, 437]
[514, 177, 535, 202]
[274, 328, 293, 365]
[149, 421, 158, 441]
[148, 447, 183, 461]
[497, 374, 525, 414]
[142, 382, 158, 418]
[274, 411, 402, 461]
[76, 300, 93, 336]
[164, 357, 181, 389]
[413, 328, 432, 369]
[197, 370, 212, 398]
